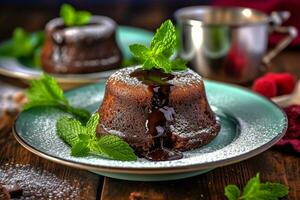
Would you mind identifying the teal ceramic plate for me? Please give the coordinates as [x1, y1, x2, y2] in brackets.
[13, 80, 287, 181]
[0, 26, 153, 85]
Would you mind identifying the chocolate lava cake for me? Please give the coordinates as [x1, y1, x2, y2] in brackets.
[41, 16, 122, 74]
[97, 66, 220, 161]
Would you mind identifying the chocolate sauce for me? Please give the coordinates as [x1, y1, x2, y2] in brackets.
[146, 148, 183, 161]
[130, 69, 183, 161]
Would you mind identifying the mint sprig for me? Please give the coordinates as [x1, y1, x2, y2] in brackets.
[60, 4, 92, 27]
[225, 173, 289, 200]
[23, 74, 90, 123]
[0, 28, 44, 67]
[56, 113, 137, 161]
[129, 20, 187, 73]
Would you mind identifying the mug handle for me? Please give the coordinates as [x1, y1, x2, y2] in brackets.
[262, 11, 298, 65]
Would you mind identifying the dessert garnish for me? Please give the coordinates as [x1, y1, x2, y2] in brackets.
[0, 28, 44, 67]
[265, 73, 296, 95]
[252, 76, 277, 98]
[224, 173, 289, 200]
[57, 113, 136, 160]
[23, 74, 90, 123]
[23, 74, 137, 161]
[129, 19, 187, 73]
[60, 4, 91, 27]
[252, 72, 296, 98]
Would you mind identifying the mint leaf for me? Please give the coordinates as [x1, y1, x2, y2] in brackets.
[60, 4, 76, 26]
[78, 134, 91, 141]
[171, 59, 187, 71]
[76, 11, 92, 25]
[56, 116, 83, 146]
[18, 30, 44, 68]
[56, 114, 98, 146]
[66, 106, 91, 123]
[0, 28, 44, 68]
[13, 28, 34, 57]
[32, 47, 42, 67]
[224, 185, 241, 200]
[142, 57, 156, 70]
[243, 173, 261, 196]
[129, 44, 150, 60]
[152, 54, 172, 73]
[23, 74, 91, 122]
[56, 113, 137, 161]
[93, 135, 137, 161]
[250, 190, 276, 200]
[129, 19, 187, 73]
[224, 173, 289, 200]
[260, 182, 289, 198]
[71, 141, 90, 157]
[60, 4, 91, 26]
[24, 74, 68, 109]
[150, 20, 176, 58]
[86, 113, 100, 136]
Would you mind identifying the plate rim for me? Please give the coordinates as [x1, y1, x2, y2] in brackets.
[13, 80, 288, 175]
[0, 66, 119, 83]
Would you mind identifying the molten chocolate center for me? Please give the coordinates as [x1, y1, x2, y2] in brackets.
[130, 69, 183, 161]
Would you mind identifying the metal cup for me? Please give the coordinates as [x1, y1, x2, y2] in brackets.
[175, 6, 298, 84]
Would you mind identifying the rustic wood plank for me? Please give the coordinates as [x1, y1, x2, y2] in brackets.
[100, 150, 300, 200]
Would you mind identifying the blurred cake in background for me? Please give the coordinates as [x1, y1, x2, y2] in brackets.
[41, 5, 122, 74]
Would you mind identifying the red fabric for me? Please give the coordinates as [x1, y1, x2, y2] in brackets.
[275, 105, 300, 154]
[212, 0, 300, 46]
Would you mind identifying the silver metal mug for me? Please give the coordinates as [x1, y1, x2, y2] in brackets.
[175, 6, 298, 84]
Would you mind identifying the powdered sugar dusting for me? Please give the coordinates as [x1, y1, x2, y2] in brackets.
[0, 162, 82, 199]
[109, 66, 203, 86]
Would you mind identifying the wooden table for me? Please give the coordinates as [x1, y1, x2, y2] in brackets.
[0, 51, 299, 200]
